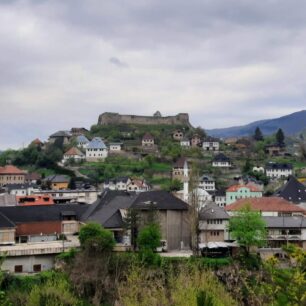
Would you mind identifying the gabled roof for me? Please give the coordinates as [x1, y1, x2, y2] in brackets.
[226, 184, 261, 192]
[199, 175, 214, 182]
[225, 197, 306, 214]
[25, 172, 41, 181]
[173, 157, 187, 168]
[275, 176, 306, 204]
[64, 147, 84, 156]
[87, 137, 107, 149]
[49, 130, 71, 138]
[266, 162, 293, 170]
[0, 165, 26, 175]
[0, 212, 15, 228]
[44, 175, 70, 183]
[215, 189, 226, 197]
[213, 153, 230, 163]
[6, 183, 38, 191]
[142, 133, 154, 140]
[199, 202, 229, 220]
[203, 136, 219, 142]
[76, 135, 89, 143]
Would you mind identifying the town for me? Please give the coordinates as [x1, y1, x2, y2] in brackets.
[1, 110, 306, 305]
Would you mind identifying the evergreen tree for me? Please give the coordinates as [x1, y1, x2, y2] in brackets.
[254, 127, 263, 141]
[276, 128, 285, 145]
[123, 208, 140, 251]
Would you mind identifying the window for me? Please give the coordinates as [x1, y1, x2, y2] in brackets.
[33, 264, 41, 272]
[15, 265, 23, 273]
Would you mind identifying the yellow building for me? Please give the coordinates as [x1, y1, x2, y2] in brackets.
[44, 175, 70, 190]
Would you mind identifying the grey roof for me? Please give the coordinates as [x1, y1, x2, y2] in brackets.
[50, 130, 71, 138]
[266, 162, 293, 170]
[6, 183, 37, 192]
[199, 175, 214, 182]
[87, 137, 107, 149]
[213, 153, 230, 163]
[76, 135, 89, 143]
[0, 212, 15, 228]
[264, 216, 306, 228]
[44, 175, 70, 183]
[215, 189, 226, 197]
[203, 136, 219, 142]
[275, 176, 306, 204]
[199, 202, 229, 220]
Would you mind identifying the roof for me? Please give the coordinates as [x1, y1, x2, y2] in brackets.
[266, 162, 293, 170]
[76, 135, 89, 143]
[142, 133, 154, 140]
[25, 172, 41, 181]
[226, 184, 261, 192]
[199, 202, 229, 220]
[173, 157, 187, 168]
[225, 197, 306, 214]
[263, 216, 306, 228]
[49, 130, 71, 138]
[199, 175, 214, 182]
[0, 165, 26, 175]
[6, 183, 38, 192]
[215, 189, 226, 197]
[203, 136, 219, 142]
[87, 137, 107, 149]
[64, 147, 84, 156]
[44, 175, 70, 183]
[0, 212, 15, 228]
[213, 153, 230, 163]
[275, 176, 306, 204]
[0, 204, 88, 225]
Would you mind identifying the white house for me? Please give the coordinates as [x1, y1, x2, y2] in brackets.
[180, 138, 190, 147]
[253, 166, 265, 173]
[76, 135, 89, 149]
[6, 183, 39, 196]
[214, 189, 226, 207]
[86, 137, 108, 162]
[103, 177, 131, 191]
[142, 133, 154, 147]
[266, 162, 293, 179]
[62, 147, 85, 164]
[126, 179, 150, 192]
[202, 137, 220, 151]
[212, 153, 231, 168]
[109, 143, 123, 152]
[198, 175, 216, 191]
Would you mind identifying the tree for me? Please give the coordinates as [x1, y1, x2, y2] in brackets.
[137, 223, 161, 251]
[276, 128, 285, 145]
[79, 223, 115, 252]
[254, 127, 263, 141]
[228, 204, 267, 255]
[243, 158, 253, 174]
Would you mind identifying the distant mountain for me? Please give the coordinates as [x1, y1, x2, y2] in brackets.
[207, 110, 306, 138]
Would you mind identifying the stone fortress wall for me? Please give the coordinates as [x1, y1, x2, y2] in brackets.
[98, 111, 191, 127]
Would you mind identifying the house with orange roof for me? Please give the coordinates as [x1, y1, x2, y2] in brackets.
[225, 197, 306, 217]
[0, 165, 27, 186]
[17, 195, 54, 206]
[62, 147, 85, 164]
[226, 184, 262, 205]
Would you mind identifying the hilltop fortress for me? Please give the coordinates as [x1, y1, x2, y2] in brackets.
[98, 111, 192, 127]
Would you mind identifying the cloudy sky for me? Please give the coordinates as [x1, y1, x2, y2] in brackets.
[1, 0, 306, 149]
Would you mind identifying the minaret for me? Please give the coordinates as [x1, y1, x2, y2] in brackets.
[183, 159, 189, 202]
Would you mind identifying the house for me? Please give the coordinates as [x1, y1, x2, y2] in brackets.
[199, 202, 230, 244]
[175, 187, 212, 208]
[76, 135, 90, 148]
[70, 127, 89, 136]
[62, 147, 85, 164]
[172, 157, 189, 182]
[142, 133, 154, 147]
[48, 130, 71, 145]
[0, 204, 88, 273]
[266, 162, 293, 179]
[198, 175, 215, 191]
[31, 138, 43, 147]
[202, 137, 220, 151]
[43, 175, 70, 190]
[25, 172, 42, 184]
[180, 138, 190, 147]
[126, 179, 150, 192]
[0, 165, 27, 186]
[214, 189, 226, 207]
[226, 184, 262, 205]
[191, 134, 202, 147]
[172, 130, 184, 141]
[104, 177, 131, 191]
[224, 137, 238, 145]
[109, 142, 123, 152]
[275, 176, 306, 204]
[86, 137, 108, 161]
[265, 144, 285, 156]
[212, 153, 231, 168]
[225, 197, 306, 217]
[6, 183, 39, 196]
[82, 190, 190, 251]
[235, 138, 251, 150]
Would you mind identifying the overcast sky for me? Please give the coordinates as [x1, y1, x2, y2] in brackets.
[1, 0, 306, 149]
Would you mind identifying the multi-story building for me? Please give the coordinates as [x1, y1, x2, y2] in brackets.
[266, 162, 293, 179]
[226, 184, 262, 205]
[86, 137, 108, 161]
[0, 165, 27, 186]
[212, 153, 231, 168]
[202, 137, 220, 151]
[198, 175, 216, 191]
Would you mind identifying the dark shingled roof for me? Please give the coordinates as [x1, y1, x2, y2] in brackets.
[199, 202, 229, 220]
[275, 176, 306, 204]
[173, 157, 187, 168]
[0, 204, 88, 224]
[266, 162, 293, 170]
[0, 212, 15, 228]
[264, 216, 306, 228]
[213, 153, 230, 163]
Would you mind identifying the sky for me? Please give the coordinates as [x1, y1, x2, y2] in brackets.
[1, 0, 306, 149]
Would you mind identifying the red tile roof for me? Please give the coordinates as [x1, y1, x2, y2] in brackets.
[173, 157, 187, 168]
[0, 165, 26, 175]
[225, 197, 306, 214]
[64, 147, 84, 156]
[17, 195, 54, 206]
[226, 184, 260, 192]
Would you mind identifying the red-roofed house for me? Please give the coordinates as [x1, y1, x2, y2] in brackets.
[62, 147, 85, 164]
[226, 184, 262, 205]
[0, 166, 27, 186]
[225, 197, 306, 217]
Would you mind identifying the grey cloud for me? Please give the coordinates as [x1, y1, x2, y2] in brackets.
[109, 57, 128, 68]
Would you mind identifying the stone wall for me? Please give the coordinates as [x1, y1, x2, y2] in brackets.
[98, 112, 191, 126]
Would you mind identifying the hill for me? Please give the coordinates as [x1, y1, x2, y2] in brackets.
[207, 110, 306, 138]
